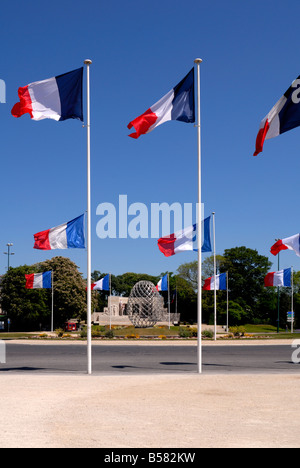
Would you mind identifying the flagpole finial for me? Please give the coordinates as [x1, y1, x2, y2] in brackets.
[194, 58, 203, 64]
[84, 59, 92, 65]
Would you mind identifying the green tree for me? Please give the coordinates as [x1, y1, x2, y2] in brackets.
[41, 256, 87, 327]
[221, 246, 272, 321]
[0, 265, 50, 331]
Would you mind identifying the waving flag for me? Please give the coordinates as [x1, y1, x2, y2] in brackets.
[11, 68, 83, 122]
[254, 75, 300, 156]
[264, 268, 291, 287]
[127, 68, 195, 139]
[25, 271, 52, 289]
[270, 234, 300, 257]
[34, 214, 85, 250]
[157, 217, 211, 258]
[203, 273, 227, 291]
[156, 274, 168, 292]
[91, 275, 110, 291]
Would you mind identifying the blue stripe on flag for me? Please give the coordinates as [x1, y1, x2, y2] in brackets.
[171, 68, 195, 123]
[283, 268, 291, 287]
[56, 68, 83, 121]
[219, 273, 227, 290]
[66, 214, 85, 248]
[42, 271, 52, 289]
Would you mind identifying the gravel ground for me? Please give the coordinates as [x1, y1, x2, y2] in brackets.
[1, 340, 300, 448]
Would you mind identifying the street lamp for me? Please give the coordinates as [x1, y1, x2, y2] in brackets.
[4, 243, 14, 270]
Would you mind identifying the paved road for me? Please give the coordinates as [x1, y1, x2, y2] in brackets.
[0, 342, 300, 375]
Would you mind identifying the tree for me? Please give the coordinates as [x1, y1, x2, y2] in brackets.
[41, 257, 87, 327]
[1, 265, 51, 331]
[0, 257, 88, 331]
[221, 246, 272, 321]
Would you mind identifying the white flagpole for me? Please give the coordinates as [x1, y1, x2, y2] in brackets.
[84, 59, 92, 375]
[109, 273, 112, 330]
[168, 273, 170, 329]
[195, 58, 202, 374]
[226, 271, 229, 333]
[291, 266, 294, 334]
[212, 211, 217, 341]
[51, 270, 54, 333]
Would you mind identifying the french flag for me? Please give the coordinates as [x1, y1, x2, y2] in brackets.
[127, 68, 195, 139]
[203, 273, 227, 291]
[11, 68, 83, 122]
[264, 268, 291, 287]
[25, 271, 52, 289]
[157, 217, 211, 258]
[33, 214, 85, 250]
[156, 274, 168, 292]
[270, 234, 300, 257]
[254, 75, 300, 156]
[91, 274, 110, 291]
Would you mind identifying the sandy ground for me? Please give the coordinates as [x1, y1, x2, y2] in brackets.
[1, 340, 300, 448]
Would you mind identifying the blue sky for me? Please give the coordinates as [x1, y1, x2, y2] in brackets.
[0, 0, 300, 279]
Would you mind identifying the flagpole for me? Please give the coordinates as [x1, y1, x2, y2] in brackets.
[212, 211, 217, 341]
[84, 59, 92, 375]
[195, 58, 202, 374]
[226, 271, 229, 333]
[109, 273, 112, 330]
[51, 270, 54, 333]
[291, 266, 294, 334]
[168, 273, 171, 329]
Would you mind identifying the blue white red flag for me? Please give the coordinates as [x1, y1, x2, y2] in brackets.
[25, 271, 52, 289]
[156, 274, 168, 292]
[270, 234, 300, 257]
[11, 68, 83, 122]
[264, 268, 291, 287]
[157, 217, 211, 257]
[128, 68, 195, 139]
[254, 76, 300, 156]
[203, 273, 227, 291]
[91, 274, 110, 291]
[33, 214, 85, 250]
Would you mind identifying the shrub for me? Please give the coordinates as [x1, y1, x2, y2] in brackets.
[202, 329, 213, 339]
[55, 328, 64, 337]
[105, 329, 114, 339]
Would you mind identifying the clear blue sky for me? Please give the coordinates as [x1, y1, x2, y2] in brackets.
[0, 0, 299, 279]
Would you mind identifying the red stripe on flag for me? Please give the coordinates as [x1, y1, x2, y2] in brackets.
[157, 233, 176, 257]
[253, 119, 270, 156]
[25, 274, 34, 289]
[202, 278, 212, 290]
[264, 272, 275, 287]
[33, 229, 51, 250]
[127, 108, 158, 139]
[11, 85, 33, 119]
[270, 240, 288, 256]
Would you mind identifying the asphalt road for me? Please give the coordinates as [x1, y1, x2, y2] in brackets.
[0, 342, 300, 375]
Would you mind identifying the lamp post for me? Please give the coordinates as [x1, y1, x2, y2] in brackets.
[4, 243, 14, 270]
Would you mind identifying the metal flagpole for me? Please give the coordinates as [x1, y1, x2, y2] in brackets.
[109, 273, 112, 330]
[168, 273, 171, 329]
[84, 59, 92, 375]
[291, 266, 294, 334]
[195, 58, 202, 374]
[212, 211, 217, 341]
[226, 271, 229, 333]
[51, 271, 54, 333]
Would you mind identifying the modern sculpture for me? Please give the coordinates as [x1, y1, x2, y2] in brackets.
[127, 280, 165, 328]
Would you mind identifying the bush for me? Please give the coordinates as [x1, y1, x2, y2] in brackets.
[105, 329, 114, 339]
[179, 327, 193, 338]
[202, 329, 213, 339]
[55, 328, 64, 337]
[229, 326, 245, 337]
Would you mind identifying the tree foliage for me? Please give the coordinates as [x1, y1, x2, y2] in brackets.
[0, 257, 87, 331]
